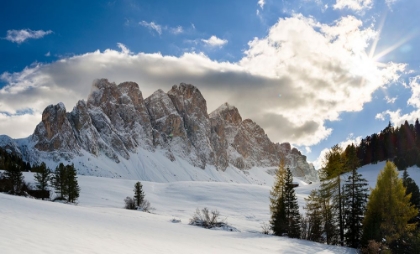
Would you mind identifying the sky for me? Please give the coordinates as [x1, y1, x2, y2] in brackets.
[1, 0, 420, 168]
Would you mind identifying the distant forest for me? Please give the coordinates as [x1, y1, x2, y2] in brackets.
[347, 120, 420, 170]
[0, 147, 31, 171]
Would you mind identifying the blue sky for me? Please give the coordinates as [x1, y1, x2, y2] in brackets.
[1, 0, 420, 168]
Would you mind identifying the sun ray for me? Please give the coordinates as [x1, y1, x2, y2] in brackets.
[369, 11, 387, 59]
[373, 32, 417, 61]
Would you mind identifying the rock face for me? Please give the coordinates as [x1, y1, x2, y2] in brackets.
[2, 79, 318, 181]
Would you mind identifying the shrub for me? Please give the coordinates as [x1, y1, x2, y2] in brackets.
[261, 222, 271, 235]
[137, 199, 151, 212]
[189, 207, 225, 229]
[124, 196, 136, 210]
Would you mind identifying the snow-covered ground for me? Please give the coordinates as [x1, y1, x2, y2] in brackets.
[1, 161, 418, 254]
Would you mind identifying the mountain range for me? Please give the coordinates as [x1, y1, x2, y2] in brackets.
[0, 79, 317, 182]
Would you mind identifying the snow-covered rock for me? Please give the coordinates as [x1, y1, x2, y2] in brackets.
[0, 79, 318, 182]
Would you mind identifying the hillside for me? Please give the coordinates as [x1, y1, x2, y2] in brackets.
[0, 171, 354, 254]
[2, 162, 418, 253]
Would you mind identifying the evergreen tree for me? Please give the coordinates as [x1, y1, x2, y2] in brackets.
[134, 181, 145, 208]
[343, 165, 369, 248]
[4, 163, 24, 195]
[320, 192, 337, 245]
[34, 162, 52, 199]
[65, 164, 80, 203]
[270, 157, 287, 236]
[319, 144, 345, 245]
[362, 161, 418, 248]
[53, 163, 67, 200]
[402, 169, 420, 211]
[284, 167, 301, 238]
[303, 189, 323, 242]
[52, 163, 80, 203]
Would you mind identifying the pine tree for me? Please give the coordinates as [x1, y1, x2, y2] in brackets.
[284, 167, 301, 238]
[5, 163, 24, 195]
[52, 163, 80, 203]
[362, 161, 418, 247]
[53, 163, 67, 200]
[343, 166, 369, 248]
[65, 164, 80, 203]
[402, 169, 420, 211]
[303, 189, 323, 242]
[134, 181, 145, 208]
[319, 144, 345, 245]
[270, 157, 287, 236]
[320, 191, 337, 245]
[34, 162, 52, 199]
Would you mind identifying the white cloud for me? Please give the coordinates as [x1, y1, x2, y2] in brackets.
[333, 0, 373, 11]
[407, 76, 420, 108]
[238, 14, 404, 145]
[385, 0, 399, 9]
[379, 78, 420, 125]
[201, 36, 228, 47]
[139, 21, 162, 35]
[6, 29, 52, 44]
[375, 111, 386, 121]
[170, 26, 184, 35]
[45, 52, 51, 57]
[384, 95, 397, 104]
[117, 43, 131, 55]
[139, 21, 184, 35]
[0, 112, 41, 138]
[0, 16, 404, 149]
[258, 0, 265, 9]
[377, 76, 420, 125]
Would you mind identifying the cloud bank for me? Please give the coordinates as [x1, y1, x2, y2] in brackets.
[5, 29, 52, 44]
[0, 15, 404, 147]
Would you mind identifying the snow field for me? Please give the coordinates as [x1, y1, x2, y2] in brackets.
[2, 161, 417, 253]
[0, 171, 357, 254]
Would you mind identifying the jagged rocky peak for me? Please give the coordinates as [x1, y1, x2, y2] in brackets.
[87, 79, 120, 108]
[168, 83, 208, 118]
[210, 102, 242, 126]
[32, 102, 79, 152]
[145, 89, 179, 120]
[145, 89, 189, 143]
[69, 100, 100, 156]
[87, 79, 153, 152]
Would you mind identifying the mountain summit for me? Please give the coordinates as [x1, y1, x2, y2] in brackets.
[0, 79, 317, 182]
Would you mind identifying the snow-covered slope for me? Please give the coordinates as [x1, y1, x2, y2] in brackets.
[0, 172, 354, 254]
[1, 161, 417, 253]
[356, 161, 420, 188]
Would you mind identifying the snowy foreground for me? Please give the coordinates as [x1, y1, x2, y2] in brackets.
[1, 162, 419, 254]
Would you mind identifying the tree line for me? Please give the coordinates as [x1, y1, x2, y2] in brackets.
[0, 148, 80, 203]
[352, 120, 420, 170]
[0, 147, 31, 172]
[269, 146, 420, 253]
